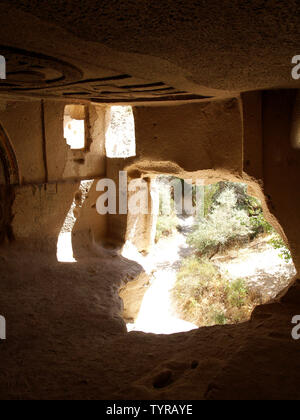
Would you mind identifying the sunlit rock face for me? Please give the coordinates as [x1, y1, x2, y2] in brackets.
[105, 106, 136, 158]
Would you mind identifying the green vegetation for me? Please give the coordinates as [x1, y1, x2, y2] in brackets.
[249, 211, 273, 238]
[156, 213, 179, 242]
[156, 178, 293, 327]
[155, 178, 179, 242]
[188, 183, 283, 258]
[187, 188, 255, 257]
[172, 256, 261, 326]
[203, 183, 220, 217]
[269, 235, 292, 263]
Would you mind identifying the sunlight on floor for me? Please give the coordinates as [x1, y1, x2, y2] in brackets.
[57, 232, 77, 263]
[127, 268, 198, 334]
[124, 216, 198, 334]
[56, 181, 93, 263]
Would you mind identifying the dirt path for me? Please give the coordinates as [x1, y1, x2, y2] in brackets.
[126, 216, 198, 334]
[213, 236, 296, 301]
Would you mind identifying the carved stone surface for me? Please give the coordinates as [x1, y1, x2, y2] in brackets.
[2, 0, 300, 94]
[0, 46, 211, 102]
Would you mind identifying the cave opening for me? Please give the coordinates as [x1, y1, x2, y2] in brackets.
[105, 105, 136, 158]
[123, 177, 296, 334]
[63, 105, 87, 150]
[56, 180, 94, 263]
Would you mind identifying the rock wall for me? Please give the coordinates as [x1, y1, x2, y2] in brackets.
[241, 91, 263, 180]
[0, 100, 108, 252]
[262, 90, 300, 273]
[0, 91, 299, 401]
[107, 98, 243, 250]
[105, 93, 300, 281]
[1, 92, 299, 275]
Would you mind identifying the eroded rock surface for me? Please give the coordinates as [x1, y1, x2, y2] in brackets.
[0, 246, 299, 400]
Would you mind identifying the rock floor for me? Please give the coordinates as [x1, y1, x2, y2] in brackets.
[0, 243, 299, 400]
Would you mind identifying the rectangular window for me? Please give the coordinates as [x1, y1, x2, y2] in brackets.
[64, 105, 86, 150]
[106, 106, 136, 158]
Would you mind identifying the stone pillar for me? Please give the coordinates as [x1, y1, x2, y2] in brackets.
[262, 90, 300, 273]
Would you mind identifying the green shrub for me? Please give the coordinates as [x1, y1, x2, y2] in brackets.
[203, 183, 221, 216]
[212, 181, 248, 209]
[175, 257, 221, 298]
[155, 178, 179, 241]
[249, 211, 274, 237]
[172, 257, 261, 327]
[226, 279, 248, 308]
[188, 184, 278, 256]
[188, 188, 254, 256]
[213, 312, 228, 325]
[269, 235, 292, 263]
[156, 213, 179, 242]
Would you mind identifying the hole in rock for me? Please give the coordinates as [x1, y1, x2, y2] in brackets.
[123, 178, 296, 335]
[153, 370, 174, 389]
[105, 106, 136, 158]
[56, 180, 93, 263]
[63, 104, 86, 150]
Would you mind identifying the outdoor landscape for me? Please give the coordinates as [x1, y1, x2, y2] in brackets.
[127, 178, 296, 333]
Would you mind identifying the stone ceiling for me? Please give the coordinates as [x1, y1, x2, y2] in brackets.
[0, 1, 300, 102]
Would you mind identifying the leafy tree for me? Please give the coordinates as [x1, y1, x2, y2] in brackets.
[188, 188, 254, 256]
[269, 235, 292, 263]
